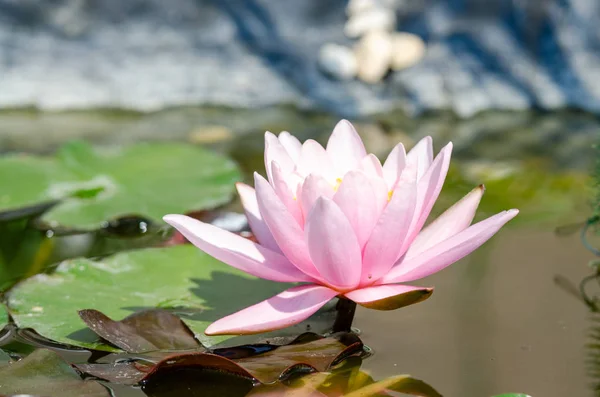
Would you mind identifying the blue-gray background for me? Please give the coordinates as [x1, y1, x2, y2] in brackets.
[1, 0, 599, 118]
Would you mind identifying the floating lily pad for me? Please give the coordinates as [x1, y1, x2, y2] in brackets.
[78, 309, 202, 353]
[0, 141, 240, 230]
[0, 349, 109, 397]
[7, 245, 335, 350]
[438, 162, 589, 226]
[77, 332, 362, 386]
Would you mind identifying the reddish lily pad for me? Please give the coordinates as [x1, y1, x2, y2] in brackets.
[78, 309, 202, 353]
[77, 332, 362, 386]
[0, 349, 109, 397]
[74, 361, 150, 386]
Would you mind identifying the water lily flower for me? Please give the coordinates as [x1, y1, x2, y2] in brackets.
[164, 120, 518, 335]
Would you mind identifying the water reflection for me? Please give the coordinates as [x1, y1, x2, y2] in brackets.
[355, 228, 593, 396]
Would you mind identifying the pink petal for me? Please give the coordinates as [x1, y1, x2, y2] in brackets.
[205, 285, 339, 335]
[381, 209, 519, 283]
[278, 131, 302, 162]
[297, 139, 336, 182]
[401, 143, 453, 252]
[361, 180, 417, 285]
[406, 136, 433, 181]
[369, 174, 390, 216]
[344, 284, 433, 310]
[360, 154, 384, 178]
[305, 197, 362, 290]
[299, 174, 335, 221]
[264, 132, 295, 183]
[333, 171, 378, 249]
[163, 215, 311, 283]
[326, 120, 367, 175]
[407, 185, 484, 257]
[271, 162, 304, 225]
[254, 173, 322, 281]
[382, 142, 406, 189]
[236, 183, 280, 253]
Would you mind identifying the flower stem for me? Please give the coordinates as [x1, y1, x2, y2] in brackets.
[332, 297, 357, 333]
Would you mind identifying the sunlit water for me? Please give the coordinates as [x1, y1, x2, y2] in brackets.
[0, 107, 597, 396]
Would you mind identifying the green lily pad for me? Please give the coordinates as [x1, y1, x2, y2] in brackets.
[0, 141, 240, 230]
[438, 161, 589, 227]
[0, 349, 109, 397]
[0, 349, 11, 365]
[0, 304, 7, 330]
[7, 245, 334, 350]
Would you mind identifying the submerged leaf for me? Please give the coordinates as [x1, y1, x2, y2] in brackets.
[248, 358, 442, 397]
[78, 309, 203, 353]
[343, 374, 442, 397]
[8, 245, 336, 351]
[0, 141, 240, 230]
[0, 349, 109, 397]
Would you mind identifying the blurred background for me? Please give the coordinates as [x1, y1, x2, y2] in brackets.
[0, 0, 597, 167]
[0, 1, 600, 396]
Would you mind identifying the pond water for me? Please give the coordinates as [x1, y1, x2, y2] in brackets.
[0, 107, 597, 396]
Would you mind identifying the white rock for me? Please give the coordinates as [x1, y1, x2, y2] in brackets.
[346, 0, 377, 16]
[318, 43, 358, 80]
[355, 31, 393, 83]
[344, 7, 396, 38]
[390, 32, 426, 70]
[346, 0, 404, 15]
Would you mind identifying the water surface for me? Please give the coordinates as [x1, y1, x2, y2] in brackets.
[0, 107, 597, 396]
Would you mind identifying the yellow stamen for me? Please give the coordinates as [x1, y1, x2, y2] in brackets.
[334, 177, 343, 191]
[388, 190, 394, 201]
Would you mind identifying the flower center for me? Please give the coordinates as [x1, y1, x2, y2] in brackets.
[333, 177, 343, 191]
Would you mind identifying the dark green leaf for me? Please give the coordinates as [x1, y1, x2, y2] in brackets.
[0, 349, 109, 397]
